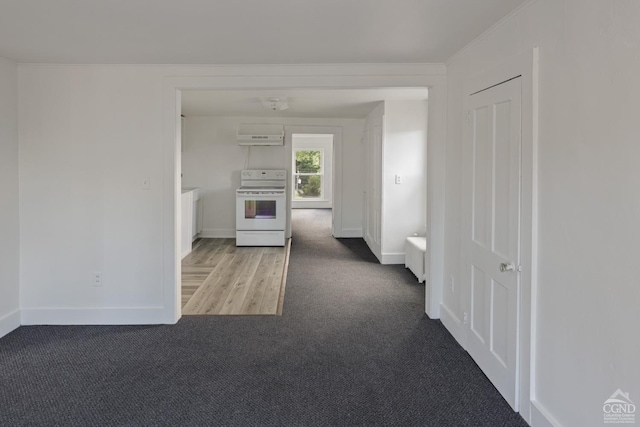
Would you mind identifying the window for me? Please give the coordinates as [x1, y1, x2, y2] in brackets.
[293, 150, 323, 200]
[290, 133, 333, 208]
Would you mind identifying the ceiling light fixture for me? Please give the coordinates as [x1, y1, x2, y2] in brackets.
[261, 98, 289, 111]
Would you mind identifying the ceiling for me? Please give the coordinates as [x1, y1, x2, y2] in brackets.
[1, 1, 528, 119]
[181, 88, 429, 118]
[0, 0, 529, 65]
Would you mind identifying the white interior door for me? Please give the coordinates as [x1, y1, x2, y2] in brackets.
[463, 77, 522, 410]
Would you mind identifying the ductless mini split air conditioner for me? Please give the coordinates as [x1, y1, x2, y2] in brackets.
[237, 124, 284, 146]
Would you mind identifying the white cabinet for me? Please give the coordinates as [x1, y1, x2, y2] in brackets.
[191, 189, 203, 241]
[181, 187, 202, 252]
[181, 190, 193, 259]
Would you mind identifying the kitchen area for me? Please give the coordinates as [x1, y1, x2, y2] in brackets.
[178, 116, 296, 259]
[178, 114, 296, 315]
[177, 88, 428, 251]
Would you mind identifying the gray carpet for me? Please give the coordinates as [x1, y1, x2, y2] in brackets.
[0, 209, 528, 426]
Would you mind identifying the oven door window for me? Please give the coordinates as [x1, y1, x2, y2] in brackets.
[245, 200, 277, 219]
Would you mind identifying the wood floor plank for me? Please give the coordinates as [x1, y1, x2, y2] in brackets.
[240, 253, 276, 315]
[181, 238, 289, 315]
[182, 254, 236, 313]
[202, 254, 253, 315]
[260, 245, 287, 314]
[195, 242, 225, 265]
[182, 239, 213, 265]
[200, 250, 226, 268]
[182, 265, 214, 277]
[218, 252, 263, 314]
[276, 240, 292, 315]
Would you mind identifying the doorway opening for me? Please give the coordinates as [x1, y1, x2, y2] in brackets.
[290, 133, 335, 241]
[165, 82, 446, 331]
[283, 126, 342, 240]
[291, 133, 334, 211]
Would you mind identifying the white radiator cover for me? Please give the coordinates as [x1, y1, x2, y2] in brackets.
[405, 237, 426, 283]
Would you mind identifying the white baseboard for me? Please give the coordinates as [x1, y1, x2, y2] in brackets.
[0, 309, 21, 338]
[21, 307, 168, 325]
[440, 303, 466, 347]
[334, 228, 362, 238]
[381, 253, 405, 264]
[199, 228, 236, 239]
[531, 400, 562, 427]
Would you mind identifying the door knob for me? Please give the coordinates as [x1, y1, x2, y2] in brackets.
[499, 262, 515, 272]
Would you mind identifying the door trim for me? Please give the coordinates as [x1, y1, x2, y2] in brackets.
[161, 69, 448, 338]
[462, 47, 539, 423]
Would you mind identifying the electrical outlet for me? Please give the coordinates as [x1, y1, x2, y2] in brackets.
[142, 177, 150, 190]
[93, 271, 102, 287]
[449, 276, 455, 293]
[395, 174, 402, 184]
[463, 312, 469, 325]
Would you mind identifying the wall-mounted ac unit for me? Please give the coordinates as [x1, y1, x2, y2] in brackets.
[237, 124, 284, 146]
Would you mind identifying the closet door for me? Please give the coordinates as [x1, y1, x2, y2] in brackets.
[463, 77, 522, 410]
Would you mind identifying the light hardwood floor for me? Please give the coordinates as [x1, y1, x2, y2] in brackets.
[181, 238, 290, 316]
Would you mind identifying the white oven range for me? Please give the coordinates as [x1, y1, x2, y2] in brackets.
[236, 169, 287, 246]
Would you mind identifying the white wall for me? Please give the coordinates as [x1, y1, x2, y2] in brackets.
[382, 100, 428, 263]
[443, 1, 640, 425]
[182, 117, 362, 238]
[0, 58, 20, 337]
[18, 66, 168, 323]
[16, 63, 446, 325]
[361, 100, 428, 264]
[291, 134, 334, 209]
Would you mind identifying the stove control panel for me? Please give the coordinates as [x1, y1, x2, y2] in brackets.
[241, 169, 287, 180]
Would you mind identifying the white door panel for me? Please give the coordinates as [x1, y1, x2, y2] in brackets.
[464, 77, 521, 410]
